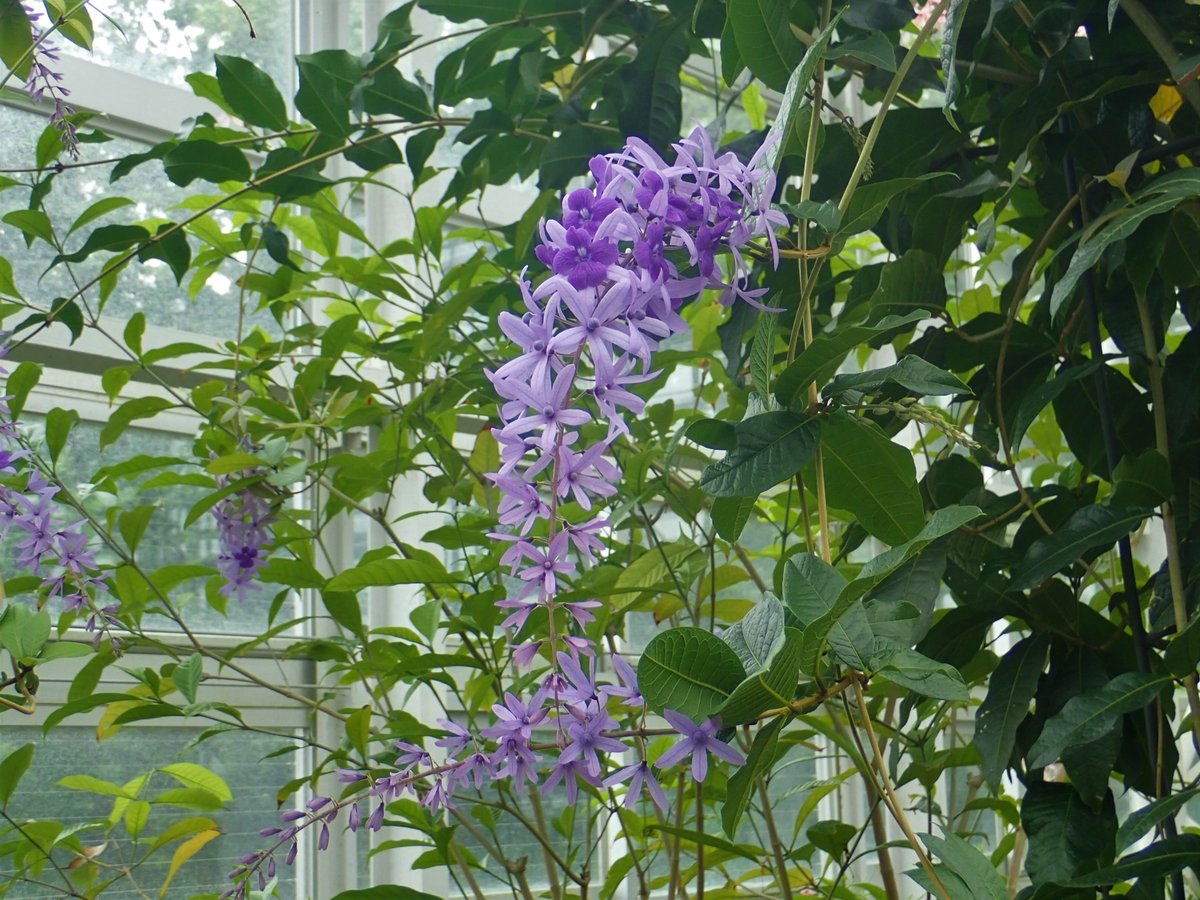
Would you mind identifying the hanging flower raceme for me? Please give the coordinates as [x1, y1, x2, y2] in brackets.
[211, 464, 275, 603]
[486, 127, 786, 661]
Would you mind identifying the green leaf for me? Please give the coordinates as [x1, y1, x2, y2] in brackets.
[974, 634, 1048, 790]
[1068, 835, 1200, 886]
[163, 140, 251, 187]
[539, 124, 607, 190]
[296, 49, 364, 136]
[343, 128, 405, 172]
[252, 147, 332, 200]
[824, 356, 970, 399]
[68, 197, 135, 237]
[835, 32, 897, 71]
[215, 54, 289, 129]
[920, 832, 1006, 899]
[172, 654, 202, 705]
[838, 174, 951, 239]
[726, 0, 805, 91]
[799, 505, 980, 672]
[0, 0, 34, 80]
[617, 20, 688, 150]
[3, 208, 56, 247]
[873, 648, 968, 700]
[722, 592, 785, 673]
[716, 626, 803, 725]
[611, 541, 704, 613]
[361, 65, 431, 122]
[100, 396, 174, 449]
[1116, 789, 1200, 854]
[36, 641, 93, 662]
[638, 627, 747, 720]
[1029, 672, 1171, 769]
[1110, 450, 1172, 509]
[346, 705, 372, 758]
[44, 406, 78, 463]
[1009, 505, 1152, 592]
[1009, 359, 1101, 450]
[1164, 610, 1200, 678]
[0, 744, 34, 808]
[158, 763, 232, 803]
[324, 557, 457, 592]
[118, 504, 156, 553]
[1050, 170, 1200, 323]
[761, 10, 843, 171]
[775, 310, 928, 407]
[783, 553, 875, 670]
[870, 250, 948, 317]
[1022, 782, 1118, 886]
[711, 495, 756, 542]
[137, 225, 191, 285]
[111, 141, 177, 183]
[5, 360, 40, 419]
[330, 889, 442, 900]
[940, 0, 971, 124]
[820, 413, 925, 546]
[58, 774, 133, 798]
[722, 716, 784, 838]
[699, 411, 821, 497]
[0, 603, 51, 661]
[0, 255, 21, 299]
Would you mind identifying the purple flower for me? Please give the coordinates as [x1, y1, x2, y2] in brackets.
[562, 188, 619, 232]
[543, 757, 598, 805]
[482, 691, 548, 742]
[654, 711, 745, 783]
[559, 708, 625, 777]
[599, 653, 643, 709]
[603, 760, 668, 813]
[545, 226, 619, 289]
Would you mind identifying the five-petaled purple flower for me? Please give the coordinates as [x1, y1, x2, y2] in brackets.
[655, 710, 746, 783]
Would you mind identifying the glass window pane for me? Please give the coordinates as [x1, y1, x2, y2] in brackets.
[0, 104, 276, 336]
[0, 725, 301, 898]
[62, 0, 295, 90]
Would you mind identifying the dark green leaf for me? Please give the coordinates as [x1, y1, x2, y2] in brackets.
[215, 54, 289, 130]
[775, 310, 928, 407]
[699, 411, 820, 497]
[163, 140, 251, 187]
[835, 32, 897, 71]
[726, 0, 804, 91]
[820, 413, 925, 546]
[638, 627, 747, 720]
[761, 11, 843, 171]
[68, 197, 135, 237]
[361, 65, 430, 122]
[711, 495, 756, 542]
[44, 406, 78, 463]
[344, 128, 405, 172]
[920, 831, 1006, 899]
[1022, 782, 1117, 886]
[100, 396, 173, 449]
[0, 744, 34, 809]
[722, 716, 784, 837]
[716, 626, 803, 725]
[974, 634, 1048, 790]
[0, 0, 34, 80]
[1010, 360, 1101, 450]
[254, 147, 332, 200]
[838, 174, 951, 239]
[618, 20, 688, 150]
[1164, 610, 1200, 678]
[824, 356, 970, 399]
[137, 224, 191, 284]
[1069, 835, 1200, 887]
[1116, 789, 1200, 854]
[873, 648, 968, 700]
[1110, 450, 1172, 509]
[295, 50, 364, 137]
[324, 557, 457, 592]
[539, 124, 607, 190]
[53, 223, 148, 266]
[1028, 672, 1171, 769]
[1010, 505, 1152, 592]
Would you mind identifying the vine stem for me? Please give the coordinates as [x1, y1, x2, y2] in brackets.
[1134, 290, 1200, 753]
[852, 680, 951, 900]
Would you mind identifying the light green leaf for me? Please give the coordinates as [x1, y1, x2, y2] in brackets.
[324, 557, 457, 592]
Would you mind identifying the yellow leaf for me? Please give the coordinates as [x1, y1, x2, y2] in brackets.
[160, 829, 219, 898]
[1151, 84, 1182, 123]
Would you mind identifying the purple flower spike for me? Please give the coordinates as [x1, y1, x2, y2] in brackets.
[654, 710, 746, 783]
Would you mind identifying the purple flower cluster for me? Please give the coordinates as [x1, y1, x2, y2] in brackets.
[0, 353, 114, 645]
[211, 468, 274, 602]
[488, 128, 785, 662]
[21, 3, 79, 161]
[228, 648, 744, 897]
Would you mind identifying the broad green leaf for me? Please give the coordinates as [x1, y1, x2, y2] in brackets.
[346, 705, 372, 758]
[330, 889, 443, 900]
[1068, 835, 1200, 886]
[296, 50, 364, 137]
[716, 626, 803, 725]
[172, 654, 202, 705]
[36, 641, 93, 662]
[163, 140, 251, 186]
[137, 225, 191, 285]
[1110, 450, 1172, 509]
[100, 396, 174, 449]
[761, 10, 844, 171]
[1009, 505, 1152, 592]
[920, 832, 1006, 899]
[873, 648, 968, 700]
[1116, 788, 1200, 853]
[1164, 610, 1200, 678]
[617, 20, 688, 150]
[118, 505, 156, 553]
[869, 250, 948, 317]
[158, 763, 232, 802]
[44, 406, 78, 463]
[838, 174, 951, 239]
[215, 54, 289, 129]
[835, 32, 896, 71]
[711, 495, 756, 542]
[775, 310, 928, 407]
[67, 197, 135, 237]
[823, 356, 970, 399]
[0, 603, 51, 661]
[159, 828, 220, 897]
[0, 0, 34, 80]
[325, 557, 457, 591]
[361, 65, 431, 122]
[0, 255, 20, 298]
[1022, 782, 1117, 886]
[1, 208, 54, 247]
[726, 0, 804, 91]
[638, 627, 747, 720]
[1050, 170, 1200, 323]
[783, 553, 874, 670]
[42, 0, 92, 49]
[722, 717, 784, 838]
[721, 592, 785, 673]
[344, 128, 405, 172]
[974, 634, 1048, 790]
[5, 360, 41, 419]
[1028, 672, 1171, 769]
[58, 774, 134, 798]
[820, 413, 924, 546]
[799, 505, 980, 672]
[0, 744, 34, 808]
[699, 410, 820, 497]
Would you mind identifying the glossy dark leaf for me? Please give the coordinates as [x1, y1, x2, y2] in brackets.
[1068, 835, 1200, 887]
[1022, 782, 1117, 886]
[974, 634, 1047, 790]
[617, 20, 689, 151]
[1010, 505, 1153, 592]
[823, 356, 970, 399]
[215, 55, 289, 130]
[163, 140, 251, 187]
[726, 0, 804, 92]
[699, 411, 820, 498]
